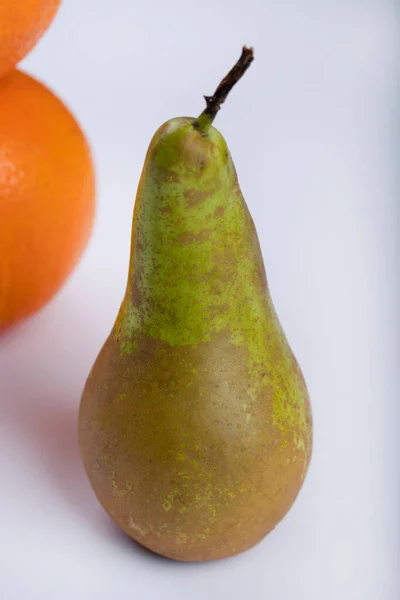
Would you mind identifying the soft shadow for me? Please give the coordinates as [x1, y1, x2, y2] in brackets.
[0, 280, 132, 548]
[102, 520, 177, 564]
[103, 520, 245, 568]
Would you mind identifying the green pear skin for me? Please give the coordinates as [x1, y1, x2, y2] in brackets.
[79, 116, 312, 562]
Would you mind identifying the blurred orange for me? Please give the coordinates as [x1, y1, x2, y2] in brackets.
[0, 0, 62, 77]
[0, 70, 96, 330]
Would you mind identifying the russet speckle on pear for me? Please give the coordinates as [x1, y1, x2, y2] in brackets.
[79, 49, 312, 562]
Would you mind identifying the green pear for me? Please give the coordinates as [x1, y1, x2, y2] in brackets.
[79, 47, 312, 562]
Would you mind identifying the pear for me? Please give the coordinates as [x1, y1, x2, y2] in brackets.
[79, 47, 312, 562]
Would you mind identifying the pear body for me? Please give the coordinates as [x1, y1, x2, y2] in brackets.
[79, 118, 312, 562]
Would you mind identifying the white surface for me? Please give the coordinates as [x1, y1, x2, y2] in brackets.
[0, 0, 399, 598]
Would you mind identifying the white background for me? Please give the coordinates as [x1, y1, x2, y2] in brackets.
[0, 0, 399, 598]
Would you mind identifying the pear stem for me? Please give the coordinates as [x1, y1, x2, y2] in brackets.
[194, 46, 254, 133]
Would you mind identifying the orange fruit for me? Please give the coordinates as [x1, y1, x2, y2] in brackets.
[0, 70, 95, 330]
[0, 0, 62, 78]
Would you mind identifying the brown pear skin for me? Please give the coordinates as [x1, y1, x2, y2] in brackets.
[79, 48, 312, 562]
